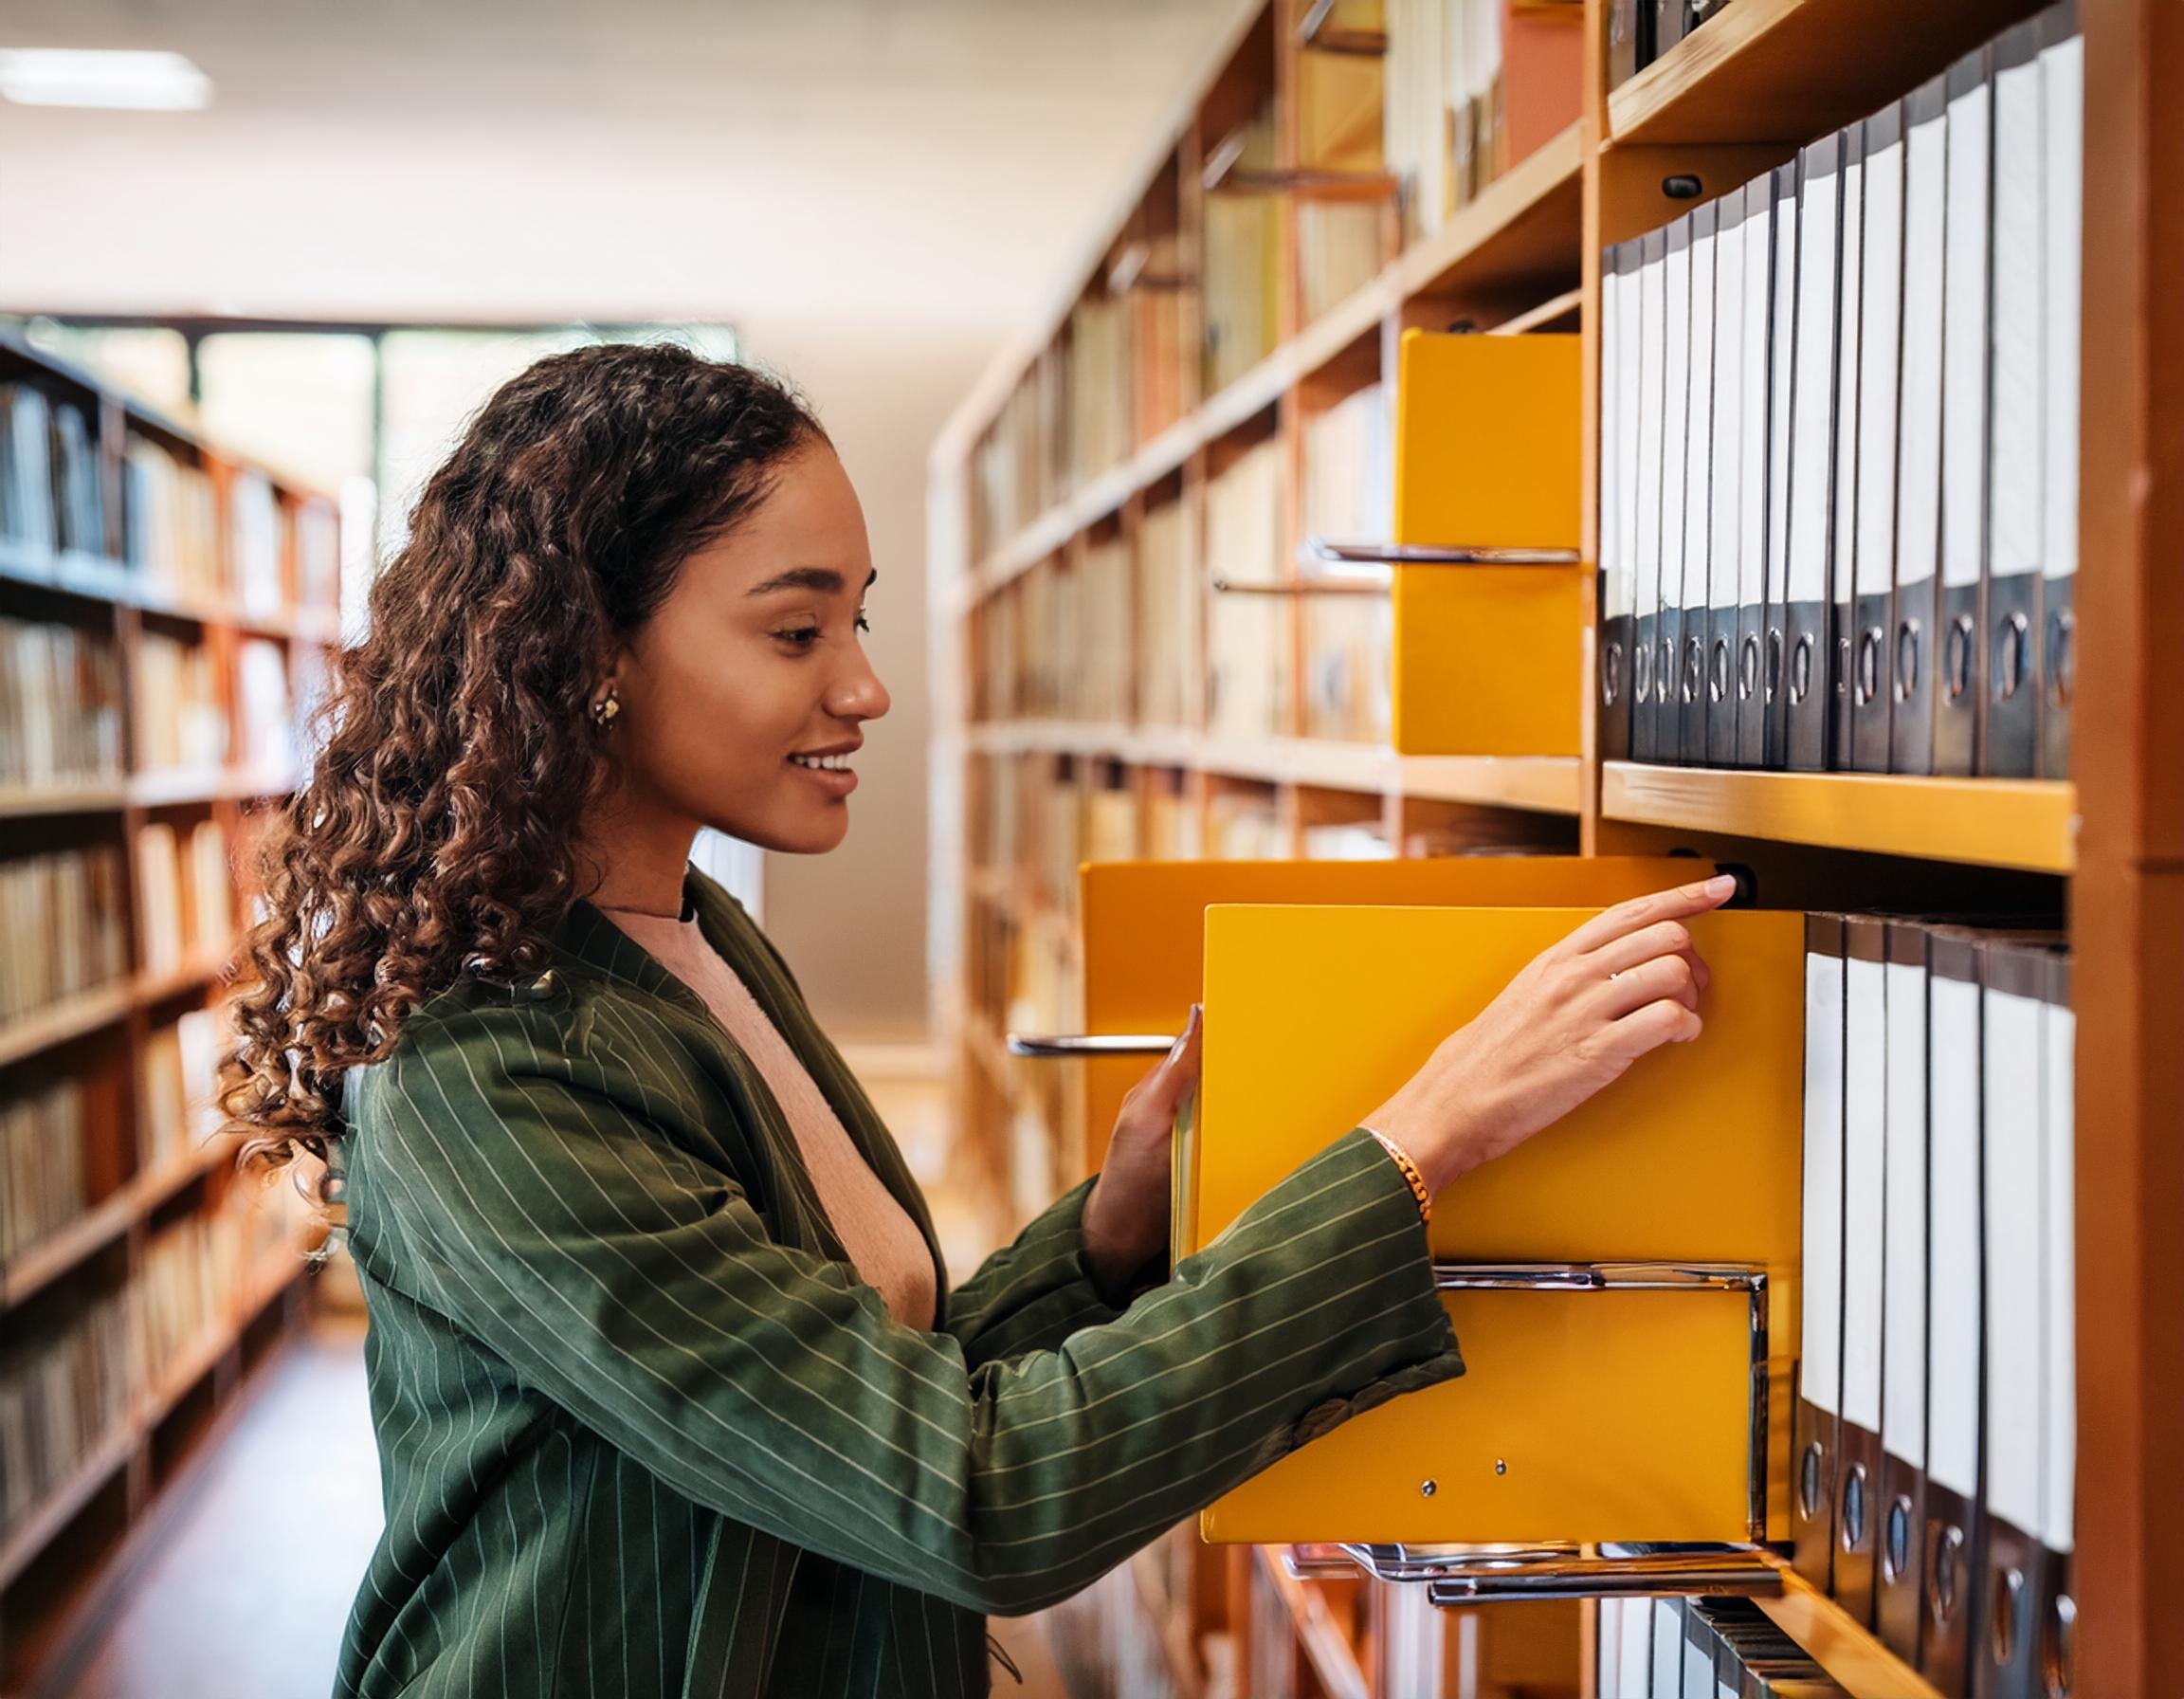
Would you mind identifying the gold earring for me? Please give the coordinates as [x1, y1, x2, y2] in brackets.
[591, 686, 621, 728]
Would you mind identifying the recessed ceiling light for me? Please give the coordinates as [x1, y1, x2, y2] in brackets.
[0, 48, 212, 110]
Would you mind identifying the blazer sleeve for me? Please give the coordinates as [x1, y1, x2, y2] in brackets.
[938, 1178, 1142, 1369]
[349, 1001, 1464, 1617]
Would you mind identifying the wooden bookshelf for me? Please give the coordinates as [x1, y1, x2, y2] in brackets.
[0, 333, 337, 1694]
[932, 0, 2179, 1690]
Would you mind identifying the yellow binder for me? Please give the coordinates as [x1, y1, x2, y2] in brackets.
[1182, 903, 1804, 1545]
[1073, 856, 1706, 1179]
[1391, 329, 1585, 757]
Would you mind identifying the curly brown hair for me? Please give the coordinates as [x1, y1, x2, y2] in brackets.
[222, 340, 827, 1191]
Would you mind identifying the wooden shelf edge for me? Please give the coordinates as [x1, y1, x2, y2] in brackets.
[1255, 1546, 1369, 1699]
[965, 722, 1583, 813]
[0, 980, 134, 1069]
[1, 1140, 238, 1314]
[1600, 762, 2079, 872]
[1756, 1563, 1949, 1699]
[0, 780, 132, 819]
[1392, 119, 1587, 301]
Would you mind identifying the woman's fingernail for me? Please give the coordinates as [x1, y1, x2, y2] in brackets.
[1703, 873, 1737, 898]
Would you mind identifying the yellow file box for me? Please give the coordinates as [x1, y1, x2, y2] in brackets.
[1180, 903, 1805, 1546]
[1389, 329, 1584, 758]
[1068, 856, 1706, 1179]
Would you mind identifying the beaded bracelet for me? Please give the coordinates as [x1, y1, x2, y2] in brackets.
[1360, 1124, 1432, 1225]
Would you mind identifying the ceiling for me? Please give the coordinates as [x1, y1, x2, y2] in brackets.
[0, 0, 1241, 337]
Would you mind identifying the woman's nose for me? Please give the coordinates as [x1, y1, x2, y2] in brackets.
[832, 655, 890, 722]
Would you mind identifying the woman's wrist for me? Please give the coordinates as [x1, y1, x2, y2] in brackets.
[1359, 1124, 1435, 1223]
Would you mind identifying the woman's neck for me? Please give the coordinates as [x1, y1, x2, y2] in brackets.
[574, 793, 701, 920]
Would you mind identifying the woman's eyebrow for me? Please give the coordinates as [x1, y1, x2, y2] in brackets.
[745, 566, 880, 596]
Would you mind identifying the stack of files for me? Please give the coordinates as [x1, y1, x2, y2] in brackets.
[1596, 3, 2081, 780]
[121, 431, 224, 604]
[1301, 821, 1392, 860]
[1204, 787, 1285, 860]
[1792, 915, 2073, 1699]
[0, 846, 131, 1022]
[1201, 106, 1281, 395]
[973, 380, 1040, 559]
[1017, 559, 1068, 720]
[137, 1214, 228, 1384]
[0, 1077, 89, 1267]
[0, 617, 126, 787]
[134, 629, 228, 771]
[1301, 381, 1393, 743]
[1134, 498, 1195, 729]
[1384, 0, 1582, 239]
[1204, 438, 1292, 742]
[1598, 1595, 1847, 1696]
[229, 468, 285, 616]
[1065, 291, 1131, 487]
[1036, 759, 1083, 917]
[1076, 533, 1133, 725]
[0, 383, 57, 551]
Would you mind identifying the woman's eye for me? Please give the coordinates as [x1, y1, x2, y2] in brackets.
[776, 626, 820, 649]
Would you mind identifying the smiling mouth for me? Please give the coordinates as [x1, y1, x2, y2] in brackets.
[788, 753, 854, 772]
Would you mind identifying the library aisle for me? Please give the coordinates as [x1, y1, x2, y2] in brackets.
[5, 0, 2181, 1696]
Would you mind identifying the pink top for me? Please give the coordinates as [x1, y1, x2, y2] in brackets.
[600, 907, 937, 1330]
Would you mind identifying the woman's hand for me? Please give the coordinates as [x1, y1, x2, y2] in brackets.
[1081, 1004, 1202, 1299]
[1362, 871, 1738, 1196]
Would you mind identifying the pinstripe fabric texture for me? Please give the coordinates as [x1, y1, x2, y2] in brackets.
[331, 869, 1465, 1698]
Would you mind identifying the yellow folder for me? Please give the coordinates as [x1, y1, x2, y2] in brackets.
[1182, 903, 1805, 1545]
[1391, 330, 1584, 757]
[1074, 856, 1706, 1179]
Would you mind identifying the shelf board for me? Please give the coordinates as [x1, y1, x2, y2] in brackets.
[966, 722, 1582, 813]
[0, 779, 132, 818]
[1756, 1564, 1947, 1699]
[0, 980, 135, 1069]
[1392, 120, 1585, 302]
[126, 764, 298, 809]
[1, 1140, 232, 1313]
[1607, 0, 2048, 146]
[1601, 762, 2078, 872]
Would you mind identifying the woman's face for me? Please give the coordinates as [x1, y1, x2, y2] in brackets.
[610, 443, 890, 855]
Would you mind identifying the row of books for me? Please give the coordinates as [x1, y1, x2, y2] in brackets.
[972, 348, 1068, 564]
[0, 617, 124, 788]
[139, 1009, 224, 1178]
[1796, 918, 2072, 1698]
[1301, 381, 1394, 744]
[136, 817, 233, 977]
[0, 846, 131, 1026]
[0, 1211, 242, 1544]
[235, 637, 297, 772]
[1604, 0, 1733, 93]
[1599, 5, 2082, 778]
[134, 629, 230, 773]
[1206, 438, 1291, 741]
[1384, 0, 1582, 245]
[120, 432, 222, 606]
[0, 1076, 88, 1269]
[0, 384, 105, 558]
[1203, 109, 1283, 398]
[1598, 1594, 1846, 1697]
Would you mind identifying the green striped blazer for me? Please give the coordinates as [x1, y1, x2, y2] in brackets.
[332, 869, 1464, 1699]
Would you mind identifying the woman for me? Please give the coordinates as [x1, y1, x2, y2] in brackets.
[226, 342, 1726, 1699]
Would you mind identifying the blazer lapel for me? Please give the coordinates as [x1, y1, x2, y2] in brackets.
[684, 872, 949, 1297]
